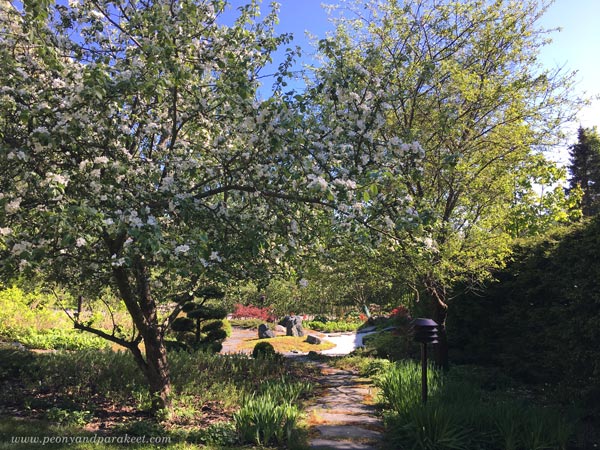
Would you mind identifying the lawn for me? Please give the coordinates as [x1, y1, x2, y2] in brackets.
[236, 335, 335, 353]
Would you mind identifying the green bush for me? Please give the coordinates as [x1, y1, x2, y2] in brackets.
[252, 341, 276, 359]
[228, 318, 265, 329]
[258, 378, 313, 403]
[192, 421, 237, 446]
[374, 360, 442, 416]
[448, 218, 600, 394]
[304, 320, 362, 333]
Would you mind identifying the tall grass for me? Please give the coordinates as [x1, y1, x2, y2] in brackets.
[374, 360, 442, 415]
[233, 376, 312, 447]
[375, 360, 576, 450]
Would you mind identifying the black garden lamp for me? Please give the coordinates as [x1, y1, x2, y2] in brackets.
[410, 318, 438, 404]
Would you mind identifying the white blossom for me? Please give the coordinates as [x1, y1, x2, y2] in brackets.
[174, 244, 190, 254]
[76, 237, 86, 247]
[209, 251, 222, 262]
[0, 227, 12, 236]
[47, 173, 69, 186]
[299, 278, 309, 288]
[5, 198, 21, 214]
[11, 241, 29, 255]
[307, 174, 328, 192]
[111, 257, 125, 267]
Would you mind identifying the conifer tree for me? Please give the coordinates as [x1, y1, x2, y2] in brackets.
[569, 126, 600, 216]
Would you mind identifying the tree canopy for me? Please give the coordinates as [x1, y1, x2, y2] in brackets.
[306, 0, 579, 365]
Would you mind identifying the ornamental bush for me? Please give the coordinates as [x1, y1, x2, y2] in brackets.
[231, 304, 276, 322]
[252, 341, 276, 359]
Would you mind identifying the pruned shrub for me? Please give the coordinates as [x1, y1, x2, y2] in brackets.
[252, 341, 275, 359]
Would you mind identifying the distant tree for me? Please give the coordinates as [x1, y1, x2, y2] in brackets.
[568, 126, 600, 216]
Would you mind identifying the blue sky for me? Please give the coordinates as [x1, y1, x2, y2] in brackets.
[225, 0, 599, 162]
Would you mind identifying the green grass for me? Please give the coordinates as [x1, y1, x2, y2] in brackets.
[237, 335, 335, 353]
[0, 345, 318, 448]
[375, 361, 577, 450]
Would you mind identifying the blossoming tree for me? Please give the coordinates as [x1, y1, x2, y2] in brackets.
[0, 0, 348, 412]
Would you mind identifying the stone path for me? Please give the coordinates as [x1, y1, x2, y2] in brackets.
[305, 363, 384, 450]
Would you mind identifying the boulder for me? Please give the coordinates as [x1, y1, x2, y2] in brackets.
[258, 324, 275, 339]
[306, 334, 321, 345]
[280, 315, 304, 337]
[274, 325, 286, 334]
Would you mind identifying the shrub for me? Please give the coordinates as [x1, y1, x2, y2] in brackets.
[231, 303, 276, 322]
[258, 378, 313, 403]
[448, 218, 600, 393]
[170, 303, 228, 353]
[233, 378, 311, 448]
[252, 341, 276, 359]
[46, 407, 93, 427]
[304, 320, 362, 333]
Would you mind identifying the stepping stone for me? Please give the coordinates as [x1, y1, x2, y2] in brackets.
[314, 425, 383, 440]
[312, 411, 382, 425]
[310, 402, 375, 415]
[309, 438, 380, 450]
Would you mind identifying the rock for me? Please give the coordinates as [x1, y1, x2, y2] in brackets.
[280, 315, 304, 337]
[258, 324, 275, 339]
[306, 334, 321, 345]
[274, 325, 286, 334]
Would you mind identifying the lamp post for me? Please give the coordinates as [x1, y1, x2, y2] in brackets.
[410, 318, 439, 404]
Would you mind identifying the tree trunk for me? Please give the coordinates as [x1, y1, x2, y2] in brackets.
[142, 330, 172, 413]
[110, 253, 174, 416]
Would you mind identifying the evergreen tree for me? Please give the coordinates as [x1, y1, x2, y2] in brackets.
[568, 126, 600, 216]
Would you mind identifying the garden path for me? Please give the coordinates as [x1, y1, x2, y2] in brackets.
[305, 362, 384, 450]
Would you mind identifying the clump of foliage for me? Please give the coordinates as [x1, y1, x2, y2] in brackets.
[4, 327, 108, 351]
[252, 341, 276, 359]
[375, 362, 575, 450]
[304, 320, 362, 333]
[170, 287, 227, 352]
[234, 379, 312, 446]
[231, 304, 276, 322]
